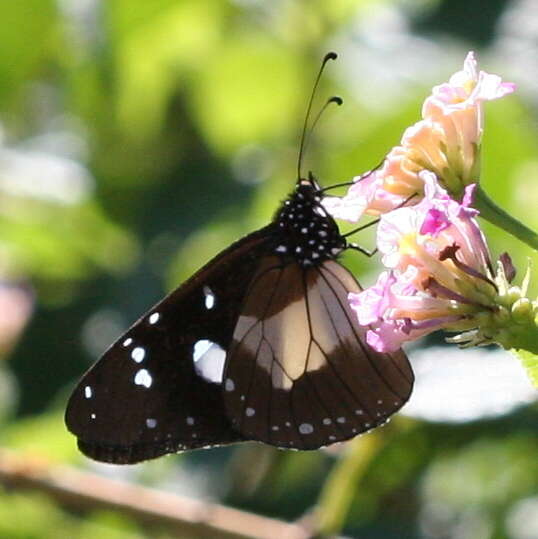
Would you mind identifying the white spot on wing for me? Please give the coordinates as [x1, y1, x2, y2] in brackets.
[192, 339, 226, 383]
[322, 418, 331, 425]
[90, 413, 96, 420]
[276, 245, 287, 253]
[131, 347, 145, 363]
[123, 338, 132, 347]
[193, 339, 212, 360]
[134, 369, 152, 388]
[186, 416, 195, 425]
[203, 286, 215, 310]
[299, 423, 314, 434]
[146, 418, 157, 429]
[84, 386, 92, 399]
[337, 417, 346, 424]
[225, 378, 235, 392]
[149, 312, 160, 324]
[245, 407, 255, 417]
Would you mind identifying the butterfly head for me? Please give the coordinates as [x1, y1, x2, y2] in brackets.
[273, 176, 346, 267]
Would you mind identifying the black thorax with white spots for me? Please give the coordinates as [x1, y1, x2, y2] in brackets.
[273, 179, 346, 267]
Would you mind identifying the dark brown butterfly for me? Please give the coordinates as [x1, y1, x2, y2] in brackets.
[65, 54, 414, 464]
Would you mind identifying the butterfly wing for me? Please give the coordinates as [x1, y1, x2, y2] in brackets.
[65, 226, 275, 464]
[222, 258, 413, 449]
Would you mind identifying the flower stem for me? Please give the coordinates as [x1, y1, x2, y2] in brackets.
[475, 187, 538, 251]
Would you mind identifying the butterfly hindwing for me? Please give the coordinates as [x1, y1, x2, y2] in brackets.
[65, 226, 274, 463]
[222, 258, 413, 449]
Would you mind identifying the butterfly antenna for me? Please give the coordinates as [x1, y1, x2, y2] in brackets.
[303, 95, 343, 184]
[297, 52, 338, 183]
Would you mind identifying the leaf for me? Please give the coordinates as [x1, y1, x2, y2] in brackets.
[513, 349, 538, 388]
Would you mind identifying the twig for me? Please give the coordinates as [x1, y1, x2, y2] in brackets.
[0, 449, 312, 539]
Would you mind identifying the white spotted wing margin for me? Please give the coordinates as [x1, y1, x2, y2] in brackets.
[65, 226, 276, 464]
[222, 258, 414, 449]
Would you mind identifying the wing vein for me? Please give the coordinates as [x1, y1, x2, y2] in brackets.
[322, 263, 413, 386]
[316, 265, 409, 401]
[301, 270, 348, 438]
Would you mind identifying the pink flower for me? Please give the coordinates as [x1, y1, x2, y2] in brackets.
[349, 172, 500, 352]
[0, 281, 33, 357]
[324, 52, 515, 222]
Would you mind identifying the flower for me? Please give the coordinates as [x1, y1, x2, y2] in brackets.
[0, 281, 33, 357]
[323, 52, 515, 222]
[349, 172, 538, 353]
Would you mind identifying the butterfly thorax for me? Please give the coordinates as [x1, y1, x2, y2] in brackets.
[272, 180, 346, 267]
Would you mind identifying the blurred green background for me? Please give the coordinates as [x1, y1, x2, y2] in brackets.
[1, 0, 538, 538]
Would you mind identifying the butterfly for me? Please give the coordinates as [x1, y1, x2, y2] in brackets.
[65, 54, 414, 464]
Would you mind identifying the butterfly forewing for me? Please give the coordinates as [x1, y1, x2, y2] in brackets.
[65, 227, 274, 463]
[222, 258, 413, 449]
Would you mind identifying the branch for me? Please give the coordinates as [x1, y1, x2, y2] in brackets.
[0, 449, 311, 539]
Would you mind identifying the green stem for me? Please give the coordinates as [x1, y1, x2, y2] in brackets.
[315, 433, 384, 535]
[475, 187, 538, 251]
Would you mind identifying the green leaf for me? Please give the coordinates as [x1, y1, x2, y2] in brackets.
[1, 411, 80, 464]
[513, 349, 538, 388]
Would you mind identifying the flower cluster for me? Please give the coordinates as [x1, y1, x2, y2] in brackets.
[349, 172, 538, 352]
[325, 52, 538, 357]
[323, 52, 515, 222]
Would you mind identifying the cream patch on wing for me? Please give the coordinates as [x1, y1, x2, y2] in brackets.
[230, 262, 365, 392]
[306, 271, 341, 355]
[233, 315, 258, 343]
[263, 293, 310, 381]
[306, 341, 327, 371]
[316, 266, 361, 350]
[235, 322, 263, 358]
[257, 339, 273, 373]
[271, 361, 293, 390]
